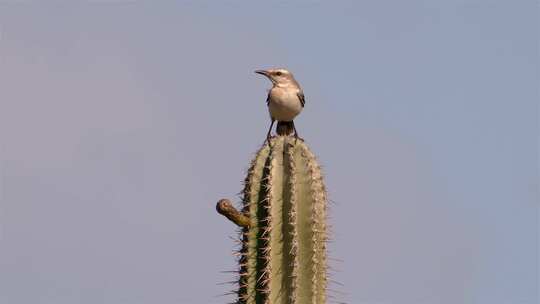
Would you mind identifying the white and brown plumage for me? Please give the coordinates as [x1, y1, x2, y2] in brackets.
[255, 68, 305, 140]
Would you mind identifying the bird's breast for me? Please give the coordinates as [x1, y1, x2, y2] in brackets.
[268, 87, 303, 121]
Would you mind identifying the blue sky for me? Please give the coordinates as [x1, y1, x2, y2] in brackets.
[0, 1, 538, 303]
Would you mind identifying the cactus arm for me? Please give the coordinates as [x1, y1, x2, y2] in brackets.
[216, 199, 251, 228]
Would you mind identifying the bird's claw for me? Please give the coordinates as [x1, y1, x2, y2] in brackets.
[294, 132, 304, 143]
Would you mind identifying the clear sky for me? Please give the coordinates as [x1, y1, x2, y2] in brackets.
[0, 1, 538, 304]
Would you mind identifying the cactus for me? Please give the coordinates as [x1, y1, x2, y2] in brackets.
[217, 135, 328, 304]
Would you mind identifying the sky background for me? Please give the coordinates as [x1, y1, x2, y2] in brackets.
[0, 1, 538, 304]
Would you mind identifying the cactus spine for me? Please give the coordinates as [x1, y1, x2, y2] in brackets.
[218, 136, 328, 304]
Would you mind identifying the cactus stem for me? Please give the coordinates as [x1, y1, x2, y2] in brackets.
[219, 136, 330, 304]
[217, 199, 252, 228]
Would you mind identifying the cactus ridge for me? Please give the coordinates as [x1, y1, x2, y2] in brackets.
[235, 136, 328, 304]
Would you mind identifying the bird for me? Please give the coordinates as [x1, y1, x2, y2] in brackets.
[255, 68, 305, 141]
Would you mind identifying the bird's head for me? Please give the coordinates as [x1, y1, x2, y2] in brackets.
[255, 68, 296, 87]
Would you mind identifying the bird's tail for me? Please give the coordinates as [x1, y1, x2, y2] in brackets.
[276, 121, 294, 136]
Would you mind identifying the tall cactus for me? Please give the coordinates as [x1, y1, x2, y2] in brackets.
[217, 135, 328, 304]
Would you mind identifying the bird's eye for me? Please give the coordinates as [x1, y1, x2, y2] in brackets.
[275, 71, 282, 76]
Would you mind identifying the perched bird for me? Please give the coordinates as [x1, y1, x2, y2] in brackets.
[255, 68, 305, 141]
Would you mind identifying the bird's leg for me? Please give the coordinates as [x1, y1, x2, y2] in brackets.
[266, 119, 275, 142]
[292, 120, 303, 142]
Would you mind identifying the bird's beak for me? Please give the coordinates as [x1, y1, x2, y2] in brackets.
[255, 69, 270, 77]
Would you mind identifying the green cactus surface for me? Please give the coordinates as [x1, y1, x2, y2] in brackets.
[219, 135, 328, 304]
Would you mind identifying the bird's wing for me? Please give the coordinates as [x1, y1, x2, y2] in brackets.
[297, 91, 305, 107]
[266, 92, 271, 105]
